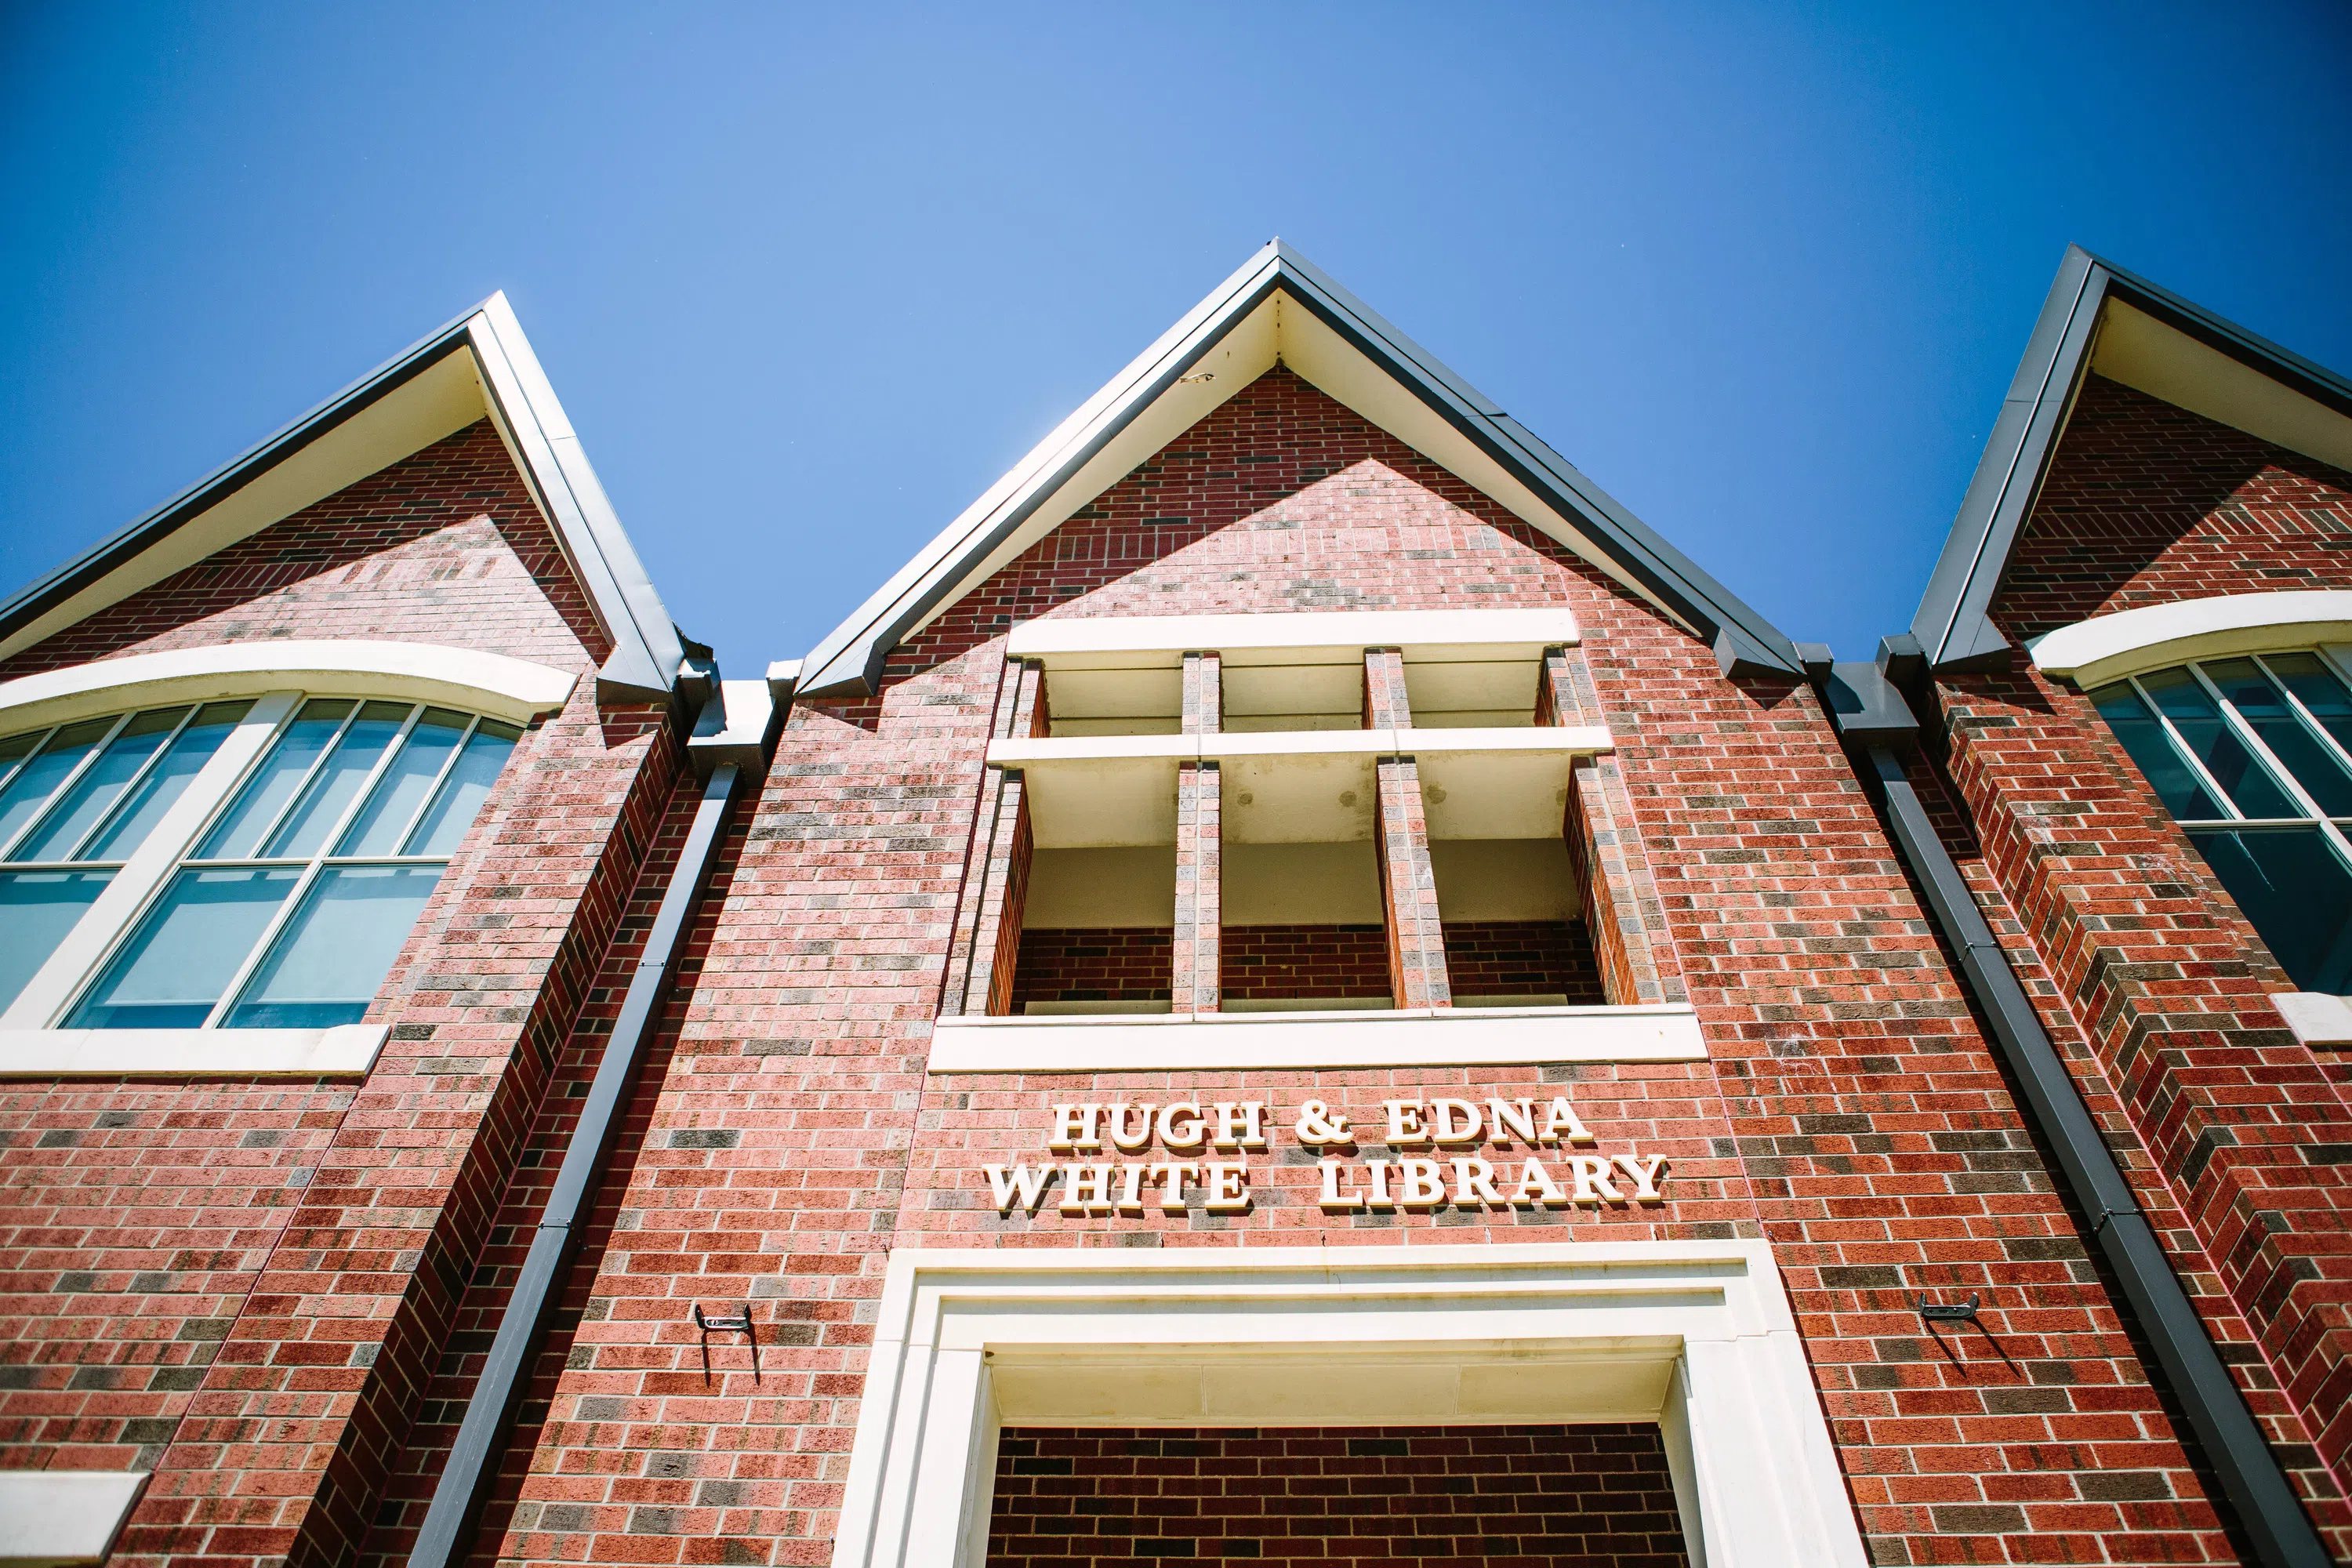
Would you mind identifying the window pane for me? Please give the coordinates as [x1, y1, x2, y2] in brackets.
[2201, 659, 2352, 817]
[81, 702, 252, 861]
[336, 710, 470, 855]
[405, 721, 519, 855]
[67, 867, 300, 1029]
[2263, 654, 2352, 760]
[225, 864, 443, 1028]
[2136, 669, 2299, 819]
[263, 702, 411, 858]
[2187, 826, 2352, 993]
[0, 730, 44, 787]
[2090, 683, 2227, 821]
[200, 700, 355, 858]
[0, 869, 113, 1012]
[12, 709, 187, 862]
[0, 719, 117, 854]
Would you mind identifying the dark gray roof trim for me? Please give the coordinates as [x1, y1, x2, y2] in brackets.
[0, 294, 683, 702]
[1911, 245, 2352, 670]
[798, 241, 1802, 695]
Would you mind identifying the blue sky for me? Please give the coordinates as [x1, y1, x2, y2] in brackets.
[4, 4, 2347, 674]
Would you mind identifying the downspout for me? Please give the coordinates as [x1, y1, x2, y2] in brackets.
[409, 662, 795, 1568]
[1812, 643, 2331, 1568]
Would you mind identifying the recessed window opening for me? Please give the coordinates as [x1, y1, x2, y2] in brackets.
[1221, 657, 1363, 733]
[1221, 837, 1388, 1011]
[56, 696, 521, 1029]
[1429, 837, 1603, 1007]
[2089, 650, 2352, 991]
[1040, 667, 1181, 737]
[1011, 845, 1175, 1014]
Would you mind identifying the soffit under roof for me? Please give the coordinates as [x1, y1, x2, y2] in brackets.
[797, 241, 1802, 697]
[1911, 245, 2352, 670]
[0, 296, 684, 702]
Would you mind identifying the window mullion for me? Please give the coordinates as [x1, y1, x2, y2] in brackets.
[202, 858, 328, 1029]
[1, 710, 136, 861]
[2129, 674, 2243, 822]
[245, 702, 365, 856]
[315, 703, 426, 857]
[2252, 652, 2352, 784]
[2, 691, 304, 1030]
[2188, 661, 2328, 822]
[388, 714, 479, 855]
[64, 703, 202, 862]
[0, 724, 60, 801]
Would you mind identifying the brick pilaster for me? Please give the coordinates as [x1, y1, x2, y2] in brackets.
[1540, 647, 1682, 1006]
[1171, 652, 1222, 1013]
[945, 659, 1044, 1017]
[1365, 648, 1450, 1008]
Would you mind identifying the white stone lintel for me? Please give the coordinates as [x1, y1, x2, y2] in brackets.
[0, 1024, 389, 1078]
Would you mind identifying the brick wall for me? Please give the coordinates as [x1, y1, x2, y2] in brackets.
[0, 423, 686, 1568]
[1914, 376, 2352, 1539]
[1011, 928, 1174, 1009]
[1443, 919, 1606, 1002]
[986, 1425, 1690, 1568]
[1220, 924, 1390, 1000]
[481, 365, 2288, 1567]
[1994, 372, 2352, 637]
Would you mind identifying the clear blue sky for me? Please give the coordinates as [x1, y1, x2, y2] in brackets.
[5, 4, 2348, 674]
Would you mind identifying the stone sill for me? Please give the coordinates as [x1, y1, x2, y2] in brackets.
[0, 1023, 388, 1078]
[927, 1004, 1704, 1073]
[2273, 992, 2352, 1047]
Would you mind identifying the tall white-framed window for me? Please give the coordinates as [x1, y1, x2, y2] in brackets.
[2088, 649, 2352, 993]
[0, 693, 519, 1030]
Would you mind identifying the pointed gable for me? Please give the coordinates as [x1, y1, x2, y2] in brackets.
[1911, 245, 2352, 669]
[798, 242, 1801, 695]
[0, 296, 683, 701]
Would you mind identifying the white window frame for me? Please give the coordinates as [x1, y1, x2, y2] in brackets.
[832, 1243, 1866, 1568]
[0, 641, 575, 1077]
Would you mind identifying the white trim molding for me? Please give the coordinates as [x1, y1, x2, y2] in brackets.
[0, 1469, 151, 1565]
[2272, 993, 2352, 1048]
[0, 1025, 387, 1078]
[2027, 591, 2352, 689]
[927, 1004, 1706, 1073]
[0, 640, 577, 732]
[1007, 607, 1581, 665]
[831, 1243, 1867, 1568]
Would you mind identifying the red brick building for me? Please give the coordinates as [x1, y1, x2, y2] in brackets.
[0, 245, 2347, 1568]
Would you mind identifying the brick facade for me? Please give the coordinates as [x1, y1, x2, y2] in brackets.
[5, 293, 2351, 1568]
[986, 1426, 1690, 1568]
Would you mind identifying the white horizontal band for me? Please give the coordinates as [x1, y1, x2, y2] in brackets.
[927, 1005, 1706, 1073]
[2028, 591, 2352, 688]
[0, 1024, 388, 1077]
[1007, 608, 1580, 666]
[989, 724, 1614, 767]
[0, 1470, 151, 1563]
[0, 639, 579, 731]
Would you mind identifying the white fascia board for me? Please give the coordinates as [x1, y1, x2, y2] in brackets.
[0, 640, 577, 729]
[989, 726, 1613, 767]
[0, 1025, 387, 1077]
[797, 246, 1291, 696]
[0, 295, 682, 702]
[2093, 299, 2352, 475]
[2027, 590, 2352, 688]
[0, 1470, 151, 1565]
[927, 1003, 1706, 1072]
[467, 296, 681, 699]
[1006, 607, 1581, 666]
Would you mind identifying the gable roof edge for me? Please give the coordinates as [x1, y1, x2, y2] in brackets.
[797, 244, 1802, 698]
[1910, 245, 2352, 670]
[0, 296, 683, 702]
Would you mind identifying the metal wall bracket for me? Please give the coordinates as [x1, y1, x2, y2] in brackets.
[694, 1301, 754, 1336]
[1916, 1293, 1980, 1323]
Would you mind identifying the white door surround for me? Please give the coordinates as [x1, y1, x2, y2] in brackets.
[831, 1242, 1866, 1568]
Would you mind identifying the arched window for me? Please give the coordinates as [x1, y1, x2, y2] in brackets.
[2088, 651, 2352, 992]
[0, 694, 521, 1029]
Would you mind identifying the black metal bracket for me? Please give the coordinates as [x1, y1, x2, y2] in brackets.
[1916, 1293, 1980, 1324]
[693, 1302, 760, 1384]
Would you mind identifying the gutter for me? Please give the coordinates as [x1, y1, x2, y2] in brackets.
[1811, 640, 2331, 1568]
[408, 662, 791, 1568]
